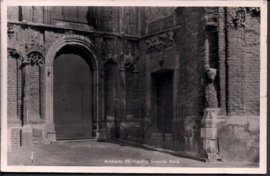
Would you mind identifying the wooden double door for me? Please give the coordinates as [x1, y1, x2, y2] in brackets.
[53, 47, 92, 140]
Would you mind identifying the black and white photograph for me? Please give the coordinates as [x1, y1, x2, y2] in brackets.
[1, 0, 267, 174]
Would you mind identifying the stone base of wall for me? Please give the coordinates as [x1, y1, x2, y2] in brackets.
[8, 123, 46, 152]
[21, 124, 33, 146]
[8, 125, 22, 152]
[32, 124, 44, 144]
[218, 116, 259, 163]
[119, 121, 142, 143]
[106, 121, 115, 138]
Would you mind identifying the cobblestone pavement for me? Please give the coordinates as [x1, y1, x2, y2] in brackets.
[8, 140, 259, 167]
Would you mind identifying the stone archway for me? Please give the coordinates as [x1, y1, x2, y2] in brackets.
[44, 35, 104, 142]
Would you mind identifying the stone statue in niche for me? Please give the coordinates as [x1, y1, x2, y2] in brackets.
[205, 68, 218, 108]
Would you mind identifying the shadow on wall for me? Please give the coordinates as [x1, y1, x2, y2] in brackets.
[218, 116, 259, 163]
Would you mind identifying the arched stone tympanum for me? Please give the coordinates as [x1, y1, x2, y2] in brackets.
[44, 34, 104, 142]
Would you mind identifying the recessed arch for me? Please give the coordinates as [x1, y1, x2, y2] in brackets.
[44, 34, 104, 141]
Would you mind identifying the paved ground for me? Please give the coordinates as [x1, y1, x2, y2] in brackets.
[8, 140, 259, 167]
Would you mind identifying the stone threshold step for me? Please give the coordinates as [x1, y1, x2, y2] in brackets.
[50, 138, 95, 144]
[110, 138, 207, 163]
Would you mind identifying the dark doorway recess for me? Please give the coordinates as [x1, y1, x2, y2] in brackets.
[152, 70, 174, 134]
[53, 46, 93, 140]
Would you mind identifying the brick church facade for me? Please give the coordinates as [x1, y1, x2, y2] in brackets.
[6, 6, 260, 163]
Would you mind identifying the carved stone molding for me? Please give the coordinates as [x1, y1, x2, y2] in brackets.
[25, 42, 45, 56]
[45, 34, 102, 140]
[27, 52, 45, 66]
[8, 50, 21, 60]
[8, 24, 15, 39]
[8, 48, 24, 61]
[146, 31, 175, 51]
[103, 42, 139, 72]
[118, 45, 139, 72]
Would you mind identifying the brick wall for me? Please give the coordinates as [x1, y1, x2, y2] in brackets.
[225, 7, 260, 116]
[11, 128, 21, 149]
[135, 7, 206, 155]
[146, 7, 176, 23]
[148, 14, 174, 34]
[138, 39, 147, 110]
[7, 57, 22, 118]
[125, 69, 134, 113]
[105, 62, 117, 117]
[175, 7, 205, 117]
[7, 6, 19, 21]
[32, 127, 43, 144]
[215, 7, 260, 162]
[102, 7, 117, 32]
[28, 65, 42, 119]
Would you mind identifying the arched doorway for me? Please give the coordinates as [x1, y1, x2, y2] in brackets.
[53, 46, 93, 140]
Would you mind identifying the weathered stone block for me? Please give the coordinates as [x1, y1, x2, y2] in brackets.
[203, 138, 218, 154]
[201, 127, 217, 139]
[8, 126, 22, 152]
[21, 125, 33, 146]
[248, 116, 259, 132]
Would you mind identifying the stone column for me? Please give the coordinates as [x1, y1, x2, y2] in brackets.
[133, 70, 139, 110]
[132, 70, 140, 127]
[173, 54, 179, 121]
[120, 68, 126, 120]
[145, 54, 151, 114]
[21, 60, 33, 146]
[44, 65, 56, 143]
[96, 68, 106, 141]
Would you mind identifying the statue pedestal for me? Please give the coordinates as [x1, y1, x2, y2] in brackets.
[201, 108, 226, 163]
